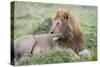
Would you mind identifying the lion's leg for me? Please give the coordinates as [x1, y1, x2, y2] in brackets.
[67, 48, 80, 59]
[78, 49, 91, 59]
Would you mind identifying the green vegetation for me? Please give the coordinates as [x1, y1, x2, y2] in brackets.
[16, 48, 80, 65]
[12, 1, 97, 65]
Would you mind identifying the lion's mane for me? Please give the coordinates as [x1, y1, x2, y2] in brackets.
[52, 9, 85, 53]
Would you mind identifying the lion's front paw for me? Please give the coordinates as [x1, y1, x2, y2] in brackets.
[78, 49, 91, 59]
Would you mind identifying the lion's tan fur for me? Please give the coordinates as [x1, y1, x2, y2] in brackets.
[14, 34, 54, 59]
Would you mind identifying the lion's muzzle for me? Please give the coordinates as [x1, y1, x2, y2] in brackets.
[50, 32, 62, 41]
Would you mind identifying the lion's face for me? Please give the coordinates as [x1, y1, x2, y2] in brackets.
[50, 9, 69, 41]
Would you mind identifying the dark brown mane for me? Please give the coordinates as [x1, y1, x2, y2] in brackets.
[52, 9, 85, 53]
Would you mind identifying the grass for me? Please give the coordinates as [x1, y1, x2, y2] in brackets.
[12, 1, 97, 65]
[16, 48, 80, 65]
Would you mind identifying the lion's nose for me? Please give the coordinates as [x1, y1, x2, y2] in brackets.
[50, 31, 54, 34]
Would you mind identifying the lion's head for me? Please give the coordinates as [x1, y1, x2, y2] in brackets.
[50, 9, 74, 41]
[50, 9, 84, 53]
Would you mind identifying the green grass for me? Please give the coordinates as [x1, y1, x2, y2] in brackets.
[16, 48, 80, 65]
[12, 1, 97, 65]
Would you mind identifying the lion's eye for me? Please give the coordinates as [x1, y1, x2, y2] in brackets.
[57, 22, 59, 25]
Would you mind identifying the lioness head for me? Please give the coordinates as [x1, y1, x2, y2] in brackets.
[50, 9, 69, 41]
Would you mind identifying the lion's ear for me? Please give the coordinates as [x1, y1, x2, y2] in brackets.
[63, 13, 68, 20]
[64, 9, 72, 20]
[64, 15, 68, 20]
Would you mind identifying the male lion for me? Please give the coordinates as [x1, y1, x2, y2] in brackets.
[12, 9, 91, 63]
